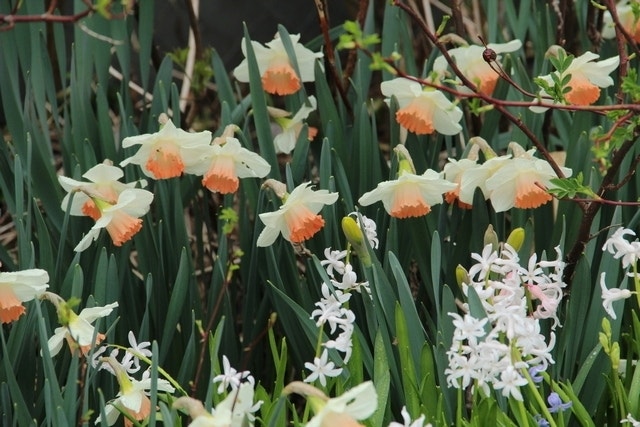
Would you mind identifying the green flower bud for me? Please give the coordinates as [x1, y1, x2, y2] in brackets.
[484, 225, 499, 251]
[455, 264, 470, 287]
[342, 216, 372, 267]
[506, 227, 525, 251]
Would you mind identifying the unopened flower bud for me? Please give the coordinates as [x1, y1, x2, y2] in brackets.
[455, 264, 470, 287]
[469, 136, 496, 159]
[262, 179, 288, 200]
[484, 225, 499, 251]
[506, 227, 525, 251]
[342, 216, 372, 267]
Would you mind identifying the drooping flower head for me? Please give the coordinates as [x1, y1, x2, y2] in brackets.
[283, 381, 377, 427]
[532, 48, 619, 110]
[268, 96, 318, 154]
[433, 39, 522, 95]
[359, 145, 456, 218]
[602, 1, 640, 43]
[96, 357, 175, 426]
[257, 180, 339, 247]
[484, 143, 572, 212]
[0, 269, 49, 323]
[187, 125, 271, 194]
[381, 77, 463, 135]
[59, 165, 154, 251]
[45, 293, 118, 357]
[234, 33, 323, 96]
[120, 113, 211, 179]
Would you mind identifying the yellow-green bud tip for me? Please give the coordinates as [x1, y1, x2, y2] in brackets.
[505, 227, 525, 252]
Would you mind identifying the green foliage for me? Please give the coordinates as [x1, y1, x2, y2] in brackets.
[1, 1, 640, 426]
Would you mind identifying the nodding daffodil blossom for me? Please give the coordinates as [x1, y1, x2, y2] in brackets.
[359, 147, 456, 218]
[443, 157, 479, 209]
[381, 77, 463, 135]
[173, 383, 262, 427]
[256, 180, 339, 247]
[602, 1, 640, 42]
[58, 162, 145, 216]
[120, 113, 212, 179]
[600, 272, 633, 320]
[96, 357, 175, 426]
[268, 95, 318, 154]
[72, 188, 154, 252]
[532, 49, 619, 111]
[484, 144, 571, 212]
[0, 269, 49, 324]
[433, 39, 522, 95]
[283, 381, 377, 427]
[46, 296, 118, 357]
[233, 33, 323, 96]
[188, 134, 271, 194]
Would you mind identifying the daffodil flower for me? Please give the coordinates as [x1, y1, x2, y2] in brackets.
[484, 145, 571, 212]
[257, 181, 339, 247]
[532, 50, 619, 110]
[602, 1, 640, 42]
[188, 136, 271, 194]
[47, 299, 118, 357]
[173, 383, 262, 427]
[72, 188, 154, 252]
[268, 96, 318, 154]
[433, 39, 522, 95]
[234, 33, 323, 96]
[283, 381, 377, 427]
[120, 114, 212, 179]
[381, 77, 463, 135]
[0, 269, 49, 324]
[96, 357, 175, 426]
[359, 169, 456, 218]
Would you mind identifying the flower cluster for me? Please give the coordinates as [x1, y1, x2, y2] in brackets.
[599, 227, 639, 319]
[443, 139, 572, 212]
[446, 239, 566, 401]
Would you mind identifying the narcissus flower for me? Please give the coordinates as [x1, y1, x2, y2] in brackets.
[359, 146, 456, 218]
[268, 96, 318, 154]
[602, 1, 640, 42]
[96, 357, 175, 426]
[120, 114, 211, 179]
[0, 269, 49, 323]
[188, 134, 271, 194]
[532, 50, 619, 110]
[283, 381, 377, 427]
[173, 383, 262, 427]
[381, 77, 463, 135]
[46, 297, 118, 357]
[443, 157, 479, 208]
[256, 180, 339, 247]
[485, 144, 571, 211]
[433, 39, 522, 95]
[234, 33, 323, 96]
[59, 162, 153, 251]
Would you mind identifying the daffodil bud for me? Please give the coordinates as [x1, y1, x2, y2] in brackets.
[261, 179, 288, 200]
[610, 342, 621, 371]
[506, 227, 525, 251]
[508, 141, 527, 158]
[393, 145, 416, 175]
[484, 225, 499, 251]
[455, 264, 470, 287]
[469, 136, 496, 159]
[342, 216, 372, 267]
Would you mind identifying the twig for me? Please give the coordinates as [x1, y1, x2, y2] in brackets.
[313, 0, 353, 115]
[179, 0, 200, 116]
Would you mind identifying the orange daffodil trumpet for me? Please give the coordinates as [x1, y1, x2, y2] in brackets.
[233, 33, 323, 96]
[602, 1, 640, 43]
[267, 96, 318, 154]
[188, 125, 271, 194]
[485, 143, 572, 211]
[531, 47, 619, 111]
[257, 180, 339, 247]
[359, 145, 456, 218]
[0, 269, 49, 324]
[58, 162, 154, 252]
[120, 113, 212, 179]
[381, 77, 463, 136]
[433, 39, 522, 96]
